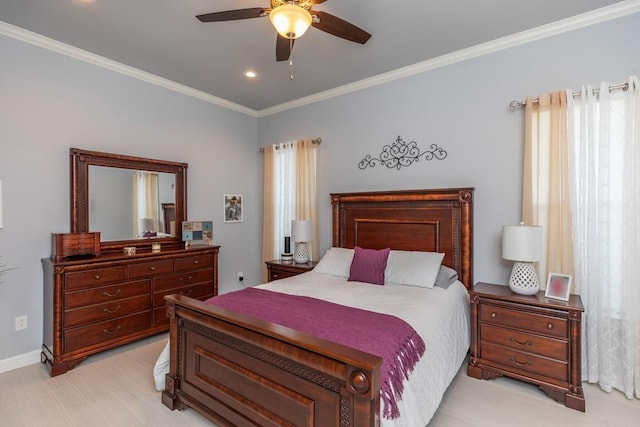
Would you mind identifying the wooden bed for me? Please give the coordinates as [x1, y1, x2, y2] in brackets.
[162, 187, 474, 426]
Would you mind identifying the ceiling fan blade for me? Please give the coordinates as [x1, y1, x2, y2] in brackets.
[311, 11, 371, 44]
[312, 0, 328, 3]
[276, 35, 295, 62]
[196, 8, 267, 22]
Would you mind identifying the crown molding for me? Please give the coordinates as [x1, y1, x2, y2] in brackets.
[0, 21, 258, 118]
[2, 1, 639, 119]
[257, 1, 640, 117]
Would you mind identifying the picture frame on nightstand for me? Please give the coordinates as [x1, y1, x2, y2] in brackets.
[545, 272, 572, 301]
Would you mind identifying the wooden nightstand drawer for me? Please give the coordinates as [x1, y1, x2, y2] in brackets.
[481, 324, 568, 361]
[480, 304, 567, 339]
[482, 342, 568, 384]
[265, 260, 318, 282]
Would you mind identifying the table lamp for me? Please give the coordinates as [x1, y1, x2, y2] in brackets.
[502, 223, 543, 295]
[291, 219, 312, 264]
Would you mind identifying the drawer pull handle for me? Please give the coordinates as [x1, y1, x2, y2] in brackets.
[103, 289, 121, 298]
[180, 289, 193, 296]
[510, 337, 532, 347]
[547, 323, 554, 330]
[193, 260, 199, 264]
[103, 305, 121, 314]
[509, 356, 533, 367]
[93, 274, 101, 280]
[103, 325, 121, 335]
[491, 312, 497, 318]
[180, 276, 193, 282]
[149, 266, 156, 271]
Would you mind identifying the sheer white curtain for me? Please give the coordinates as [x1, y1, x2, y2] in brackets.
[262, 140, 318, 281]
[133, 172, 159, 237]
[567, 76, 640, 399]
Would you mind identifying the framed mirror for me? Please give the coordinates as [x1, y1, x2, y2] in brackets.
[70, 148, 187, 253]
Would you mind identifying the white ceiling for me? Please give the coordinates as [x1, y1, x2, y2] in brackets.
[0, 0, 633, 112]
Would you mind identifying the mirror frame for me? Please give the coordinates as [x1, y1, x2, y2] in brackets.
[70, 148, 187, 253]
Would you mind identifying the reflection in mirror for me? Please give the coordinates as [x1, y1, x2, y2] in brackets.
[89, 166, 176, 241]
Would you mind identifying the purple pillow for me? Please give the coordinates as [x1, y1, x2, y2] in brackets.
[348, 246, 391, 285]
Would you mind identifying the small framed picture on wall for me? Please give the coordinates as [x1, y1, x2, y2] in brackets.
[224, 194, 243, 223]
[545, 273, 572, 301]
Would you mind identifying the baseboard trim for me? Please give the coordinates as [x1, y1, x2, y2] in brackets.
[0, 350, 41, 374]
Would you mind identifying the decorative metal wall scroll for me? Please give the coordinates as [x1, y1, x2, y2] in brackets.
[358, 136, 448, 170]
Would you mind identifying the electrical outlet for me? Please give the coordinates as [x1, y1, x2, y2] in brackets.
[15, 315, 27, 331]
[238, 272, 244, 282]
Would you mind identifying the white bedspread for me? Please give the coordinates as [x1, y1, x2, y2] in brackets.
[154, 271, 470, 426]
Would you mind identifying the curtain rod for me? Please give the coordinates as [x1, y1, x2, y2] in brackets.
[259, 138, 322, 153]
[509, 82, 630, 110]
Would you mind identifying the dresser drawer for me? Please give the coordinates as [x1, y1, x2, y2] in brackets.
[65, 295, 151, 328]
[480, 304, 567, 339]
[64, 312, 151, 352]
[65, 266, 127, 290]
[65, 280, 150, 310]
[482, 342, 568, 384]
[153, 269, 213, 293]
[128, 259, 174, 278]
[175, 254, 212, 272]
[153, 281, 214, 307]
[481, 324, 568, 361]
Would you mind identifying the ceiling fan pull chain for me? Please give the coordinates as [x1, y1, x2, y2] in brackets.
[289, 37, 294, 80]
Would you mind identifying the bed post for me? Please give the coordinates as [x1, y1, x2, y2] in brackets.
[161, 300, 183, 410]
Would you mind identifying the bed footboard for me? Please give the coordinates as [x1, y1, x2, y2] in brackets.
[162, 295, 382, 427]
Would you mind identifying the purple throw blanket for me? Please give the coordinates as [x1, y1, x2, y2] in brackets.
[206, 287, 425, 419]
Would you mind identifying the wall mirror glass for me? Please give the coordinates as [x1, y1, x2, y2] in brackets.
[70, 148, 187, 252]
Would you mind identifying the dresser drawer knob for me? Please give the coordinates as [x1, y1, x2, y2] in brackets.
[547, 323, 554, 330]
[193, 260, 199, 264]
[102, 305, 121, 314]
[180, 289, 193, 296]
[149, 266, 156, 271]
[103, 325, 121, 335]
[103, 289, 121, 298]
[510, 337, 532, 347]
[509, 356, 533, 367]
[491, 312, 497, 318]
[93, 274, 101, 280]
[179, 276, 193, 282]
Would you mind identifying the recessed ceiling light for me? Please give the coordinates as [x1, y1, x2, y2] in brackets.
[79, 0, 97, 3]
[244, 70, 257, 79]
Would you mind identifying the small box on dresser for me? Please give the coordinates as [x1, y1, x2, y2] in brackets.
[467, 282, 585, 411]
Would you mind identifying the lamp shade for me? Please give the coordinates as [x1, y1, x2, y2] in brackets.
[502, 224, 543, 262]
[291, 220, 312, 242]
[269, 4, 312, 39]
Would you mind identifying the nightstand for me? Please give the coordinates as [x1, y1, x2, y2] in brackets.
[265, 259, 318, 282]
[467, 282, 585, 411]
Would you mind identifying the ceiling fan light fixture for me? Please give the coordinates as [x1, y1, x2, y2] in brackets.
[269, 4, 312, 39]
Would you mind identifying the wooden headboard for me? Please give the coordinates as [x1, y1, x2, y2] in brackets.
[331, 188, 474, 289]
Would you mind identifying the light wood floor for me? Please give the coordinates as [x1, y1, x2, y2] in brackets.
[0, 334, 638, 426]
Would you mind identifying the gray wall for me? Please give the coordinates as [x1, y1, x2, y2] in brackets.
[257, 12, 640, 286]
[0, 35, 262, 361]
[0, 11, 638, 365]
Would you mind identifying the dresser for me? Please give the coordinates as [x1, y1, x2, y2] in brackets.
[42, 246, 219, 376]
[467, 282, 585, 411]
[265, 259, 318, 282]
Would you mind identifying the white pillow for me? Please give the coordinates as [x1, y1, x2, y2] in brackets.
[384, 250, 445, 288]
[313, 247, 355, 278]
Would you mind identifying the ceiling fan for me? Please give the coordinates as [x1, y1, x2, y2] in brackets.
[196, 0, 371, 62]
